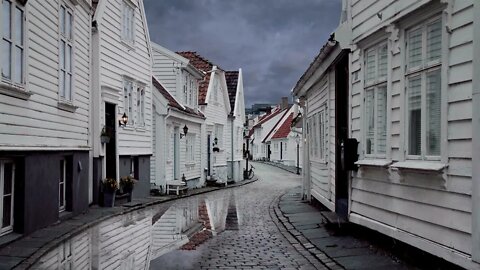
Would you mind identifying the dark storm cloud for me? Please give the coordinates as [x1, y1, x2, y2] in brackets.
[144, 0, 342, 107]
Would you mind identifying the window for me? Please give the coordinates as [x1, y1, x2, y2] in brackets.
[59, 4, 73, 101]
[319, 110, 326, 160]
[308, 108, 327, 161]
[59, 241, 72, 270]
[183, 73, 188, 104]
[123, 80, 134, 126]
[120, 251, 135, 270]
[405, 18, 442, 158]
[2, 0, 24, 86]
[364, 41, 388, 156]
[213, 78, 219, 102]
[121, 1, 134, 43]
[186, 134, 195, 162]
[284, 142, 287, 152]
[59, 159, 66, 212]
[214, 124, 223, 148]
[136, 86, 145, 127]
[0, 160, 14, 236]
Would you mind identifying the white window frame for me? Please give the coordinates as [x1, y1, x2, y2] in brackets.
[0, 160, 14, 236]
[58, 2, 74, 102]
[59, 241, 72, 270]
[308, 105, 327, 163]
[214, 124, 224, 149]
[1, 0, 26, 90]
[123, 79, 134, 126]
[121, 0, 135, 45]
[363, 41, 388, 158]
[59, 158, 66, 212]
[404, 16, 443, 161]
[186, 134, 195, 162]
[319, 108, 327, 162]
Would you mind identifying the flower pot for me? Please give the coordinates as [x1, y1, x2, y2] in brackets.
[103, 190, 116, 207]
[100, 135, 110, 144]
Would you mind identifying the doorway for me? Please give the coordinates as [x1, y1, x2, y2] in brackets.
[105, 103, 117, 180]
[335, 53, 349, 219]
[267, 144, 271, 161]
[280, 142, 283, 160]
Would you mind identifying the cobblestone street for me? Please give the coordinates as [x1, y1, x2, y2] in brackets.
[150, 162, 324, 270]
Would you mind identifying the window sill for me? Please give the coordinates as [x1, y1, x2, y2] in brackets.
[57, 100, 78, 112]
[355, 159, 392, 168]
[0, 82, 31, 100]
[390, 161, 447, 172]
[136, 126, 146, 132]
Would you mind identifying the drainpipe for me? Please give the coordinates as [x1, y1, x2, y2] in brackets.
[229, 115, 235, 183]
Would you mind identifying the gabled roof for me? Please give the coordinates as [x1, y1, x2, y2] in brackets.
[152, 77, 204, 118]
[261, 108, 291, 143]
[271, 113, 294, 139]
[225, 71, 239, 114]
[253, 107, 283, 128]
[177, 51, 219, 105]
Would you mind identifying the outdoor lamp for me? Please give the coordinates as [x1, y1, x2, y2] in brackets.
[119, 113, 128, 127]
[180, 124, 189, 139]
[214, 137, 218, 146]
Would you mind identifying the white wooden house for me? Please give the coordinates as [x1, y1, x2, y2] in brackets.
[225, 70, 246, 182]
[150, 43, 206, 191]
[295, 0, 480, 268]
[177, 52, 231, 185]
[0, 0, 92, 235]
[91, 0, 153, 201]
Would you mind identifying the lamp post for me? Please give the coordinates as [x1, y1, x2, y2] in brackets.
[243, 127, 250, 179]
[295, 134, 300, 175]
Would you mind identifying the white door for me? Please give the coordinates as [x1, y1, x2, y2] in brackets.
[0, 160, 14, 236]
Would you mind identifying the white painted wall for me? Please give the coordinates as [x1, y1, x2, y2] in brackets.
[0, 0, 91, 150]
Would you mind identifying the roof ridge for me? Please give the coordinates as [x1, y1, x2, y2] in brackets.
[176, 51, 217, 70]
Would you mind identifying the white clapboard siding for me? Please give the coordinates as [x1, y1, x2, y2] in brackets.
[0, 0, 91, 149]
[151, 48, 179, 98]
[347, 0, 475, 267]
[97, 0, 152, 156]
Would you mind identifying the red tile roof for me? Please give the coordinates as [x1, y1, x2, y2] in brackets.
[271, 113, 294, 139]
[225, 71, 239, 114]
[262, 108, 291, 143]
[152, 77, 204, 118]
[177, 52, 222, 105]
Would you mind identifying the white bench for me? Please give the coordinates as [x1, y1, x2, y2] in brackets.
[166, 180, 188, 195]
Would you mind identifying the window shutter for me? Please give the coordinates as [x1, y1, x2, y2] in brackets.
[376, 86, 387, 154]
[426, 69, 441, 156]
[365, 89, 375, 154]
[407, 28, 423, 69]
[427, 20, 442, 62]
[408, 76, 422, 155]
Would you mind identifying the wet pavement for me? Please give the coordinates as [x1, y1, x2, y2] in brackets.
[150, 162, 323, 270]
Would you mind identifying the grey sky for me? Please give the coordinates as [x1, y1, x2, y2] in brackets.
[144, 0, 342, 107]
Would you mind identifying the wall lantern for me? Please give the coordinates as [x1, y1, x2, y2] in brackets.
[213, 137, 220, 152]
[119, 113, 128, 127]
[180, 124, 189, 139]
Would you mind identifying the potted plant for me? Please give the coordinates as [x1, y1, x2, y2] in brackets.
[100, 126, 111, 144]
[120, 175, 136, 202]
[102, 178, 118, 207]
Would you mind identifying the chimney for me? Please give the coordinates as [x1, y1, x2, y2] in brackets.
[281, 97, 289, 110]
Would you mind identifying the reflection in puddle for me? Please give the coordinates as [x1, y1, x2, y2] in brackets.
[32, 190, 238, 270]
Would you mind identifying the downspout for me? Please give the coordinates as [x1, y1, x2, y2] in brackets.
[230, 115, 235, 183]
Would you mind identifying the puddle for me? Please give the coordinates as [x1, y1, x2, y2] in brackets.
[32, 189, 238, 270]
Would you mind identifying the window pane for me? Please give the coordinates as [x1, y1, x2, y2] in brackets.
[14, 7, 22, 45]
[2, 196, 11, 228]
[66, 74, 71, 100]
[376, 86, 387, 154]
[60, 71, 65, 98]
[60, 6, 65, 35]
[3, 163, 13, 195]
[59, 183, 65, 207]
[66, 45, 71, 72]
[378, 44, 388, 78]
[427, 20, 442, 62]
[426, 69, 441, 156]
[60, 41, 65, 69]
[408, 76, 422, 155]
[365, 49, 376, 82]
[3, 0, 11, 39]
[66, 11, 72, 40]
[408, 28, 423, 68]
[365, 89, 375, 154]
[2, 40, 11, 79]
[13, 46, 22, 83]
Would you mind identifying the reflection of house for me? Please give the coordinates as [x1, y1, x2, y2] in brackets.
[0, 0, 91, 236]
[151, 44, 206, 190]
[91, 0, 153, 201]
[225, 70, 246, 182]
[178, 52, 232, 184]
[294, 0, 480, 268]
